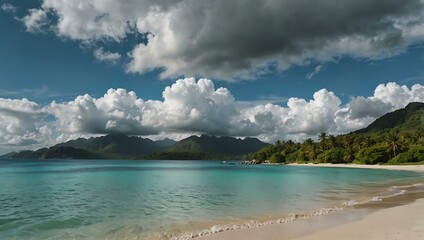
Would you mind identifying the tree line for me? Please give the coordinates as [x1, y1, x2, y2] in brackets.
[248, 129, 424, 165]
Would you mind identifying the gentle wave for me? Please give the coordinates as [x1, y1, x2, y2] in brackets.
[168, 185, 415, 240]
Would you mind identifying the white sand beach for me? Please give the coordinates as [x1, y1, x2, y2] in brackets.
[198, 164, 424, 240]
[289, 163, 424, 172]
[199, 198, 424, 240]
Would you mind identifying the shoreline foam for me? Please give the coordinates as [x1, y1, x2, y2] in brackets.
[197, 193, 424, 240]
[173, 180, 423, 240]
[288, 163, 424, 172]
[190, 164, 424, 240]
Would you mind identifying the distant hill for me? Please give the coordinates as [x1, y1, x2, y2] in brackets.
[55, 133, 164, 159]
[3, 147, 101, 159]
[355, 102, 424, 134]
[1, 134, 268, 160]
[155, 138, 177, 148]
[0, 151, 18, 159]
[144, 135, 270, 160]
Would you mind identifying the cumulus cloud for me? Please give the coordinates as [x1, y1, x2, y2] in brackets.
[44, 79, 424, 143]
[1, 79, 424, 154]
[22, 8, 48, 33]
[1, 3, 16, 13]
[47, 89, 158, 136]
[93, 48, 121, 64]
[20, 0, 424, 80]
[0, 98, 52, 152]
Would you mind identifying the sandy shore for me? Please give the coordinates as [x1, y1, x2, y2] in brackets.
[198, 164, 424, 240]
[199, 198, 424, 240]
[292, 198, 424, 240]
[288, 163, 424, 172]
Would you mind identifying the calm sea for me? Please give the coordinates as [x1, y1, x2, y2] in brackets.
[0, 159, 423, 239]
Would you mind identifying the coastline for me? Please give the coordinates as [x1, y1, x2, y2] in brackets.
[287, 163, 424, 172]
[198, 198, 424, 240]
[195, 164, 424, 240]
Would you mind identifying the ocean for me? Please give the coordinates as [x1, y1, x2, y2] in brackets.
[0, 159, 423, 240]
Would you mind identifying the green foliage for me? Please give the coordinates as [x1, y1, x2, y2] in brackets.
[356, 145, 389, 164]
[318, 147, 345, 164]
[269, 152, 285, 163]
[389, 146, 424, 163]
[286, 150, 308, 163]
[248, 102, 424, 165]
[356, 102, 424, 133]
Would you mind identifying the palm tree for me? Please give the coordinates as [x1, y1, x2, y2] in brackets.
[341, 135, 352, 149]
[353, 137, 364, 152]
[275, 140, 282, 152]
[284, 140, 297, 154]
[328, 135, 338, 149]
[304, 138, 314, 146]
[343, 147, 354, 163]
[307, 144, 318, 162]
[385, 131, 403, 158]
[361, 136, 372, 149]
[411, 129, 424, 144]
[318, 132, 328, 151]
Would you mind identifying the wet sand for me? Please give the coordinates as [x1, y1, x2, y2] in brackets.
[288, 163, 424, 172]
[198, 164, 424, 240]
[199, 193, 424, 240]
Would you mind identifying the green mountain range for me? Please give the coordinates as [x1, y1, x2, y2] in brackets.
[144, 135, 270, 160]
[54, 133, 164, 159]
[1, 134, 269, 160]
[356, 102, 424, 134]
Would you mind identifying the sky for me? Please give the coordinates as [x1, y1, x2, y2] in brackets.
[1, 0, 424, 154]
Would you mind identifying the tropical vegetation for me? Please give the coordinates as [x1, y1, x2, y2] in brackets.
[248, 102, 424, 165]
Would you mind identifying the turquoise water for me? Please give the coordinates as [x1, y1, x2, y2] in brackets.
[0, 159, 423, 239]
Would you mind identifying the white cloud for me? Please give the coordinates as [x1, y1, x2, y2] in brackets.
[94, 48, 121, 64]
[44, 79, 424, 143]
[19, 0, 424, 80]
[306, 65, 325, 80]
[1, 79, 424, 154]
[1, 3, 16, 13]
[47, 89, 157, 136]
[22, 8, 48, 33]
[0, 98, 53, 154]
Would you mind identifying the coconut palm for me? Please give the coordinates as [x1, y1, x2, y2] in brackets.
[343, 147, 354, 163]
[318, 132, 327, 151]
[341, 135, 352, 149]
[385, 131, 403, 158]
[275, 140, 282, 152]
[328, 135, 338, 148]
[307, 144, 318, 161]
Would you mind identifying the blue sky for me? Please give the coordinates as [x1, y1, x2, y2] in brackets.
[1, 0, 424, 153]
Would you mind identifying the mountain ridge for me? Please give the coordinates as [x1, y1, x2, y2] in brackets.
[355, 102, 424, 134]
[1, 134, 270, 160]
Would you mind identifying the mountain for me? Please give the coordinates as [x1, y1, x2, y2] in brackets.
[355, 102, 424, 134]
[155, 138, 177, 148]
[2, 147, 101, 159]
[248, 102, 424, 165]
[144, 135, 270, 160]
[0, 151, 18, 159]
[55, 133, 164, 159]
